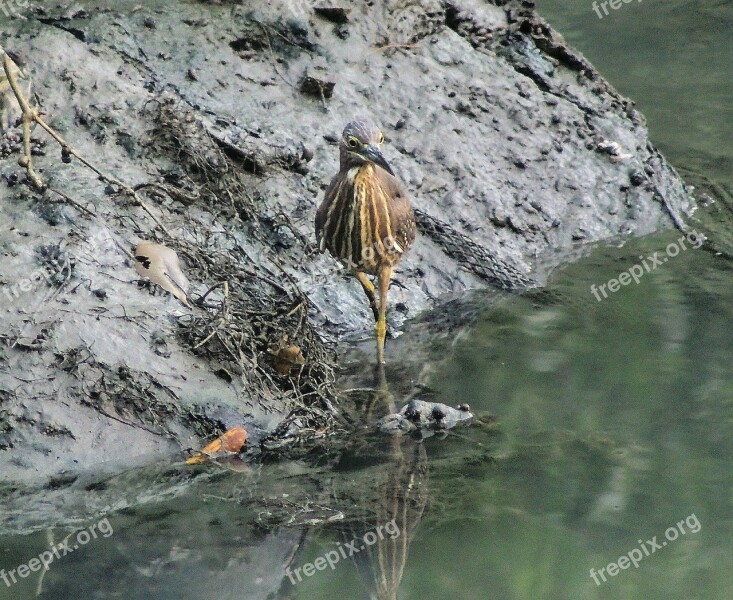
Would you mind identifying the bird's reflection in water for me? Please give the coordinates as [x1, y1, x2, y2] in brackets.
[335, 365, 429, 600]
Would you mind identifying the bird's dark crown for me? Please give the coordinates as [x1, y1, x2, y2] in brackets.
[341, 119, 384, 147]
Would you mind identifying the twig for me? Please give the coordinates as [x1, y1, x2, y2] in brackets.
[2, 52, 43, 188]
[368, 43, 420, 56]
[195, 280, 229, 306]
[633, 155, 688, 232]
[0, 46, 171, 237]
[257, 24, 295, 89]
[48, 186, 97, 218]
[192, 281, 229, 349]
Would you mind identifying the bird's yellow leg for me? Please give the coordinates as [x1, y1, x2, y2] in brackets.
[375, 265, 392, 364]
[354, 270, 379, 322]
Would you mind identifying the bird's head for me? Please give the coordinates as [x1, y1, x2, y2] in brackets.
[339, 119, 395, 176]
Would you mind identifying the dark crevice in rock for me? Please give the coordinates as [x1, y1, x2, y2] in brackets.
[38, 19, 87, 43]
[414, 209, 534, 291]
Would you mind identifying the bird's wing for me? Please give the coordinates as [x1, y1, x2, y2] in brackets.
[315, 173, 353, 253]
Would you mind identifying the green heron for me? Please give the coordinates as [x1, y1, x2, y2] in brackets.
[316, 119, 416, 364]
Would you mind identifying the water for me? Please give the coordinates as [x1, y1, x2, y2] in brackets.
[535, 0, 733, 189]
[2, 1, 733, 599]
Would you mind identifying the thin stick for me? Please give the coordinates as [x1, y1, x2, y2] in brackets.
[368, 43, 420, 56]
[192, 281, 229, 349]
[0, 47, 171, 237]
[195, 280, 228, 306]
[48, 186, 98, 218]
[2, 53, 43, 188]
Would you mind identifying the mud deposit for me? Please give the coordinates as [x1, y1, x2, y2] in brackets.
[0, 0, 694, 532]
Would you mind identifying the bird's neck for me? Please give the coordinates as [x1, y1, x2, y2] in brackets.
[343, 161, 372, 184]
[339, 146, 371, 177]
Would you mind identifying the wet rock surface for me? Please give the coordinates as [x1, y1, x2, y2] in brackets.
[378, 399, 473, 436]
[0, 0, 695, 531]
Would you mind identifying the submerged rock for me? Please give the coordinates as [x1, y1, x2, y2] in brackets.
[378, 400, 473, 437]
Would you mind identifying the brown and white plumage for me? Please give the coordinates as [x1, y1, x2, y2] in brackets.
[315, 119, 416, 363]
[317, 163, 415, 274]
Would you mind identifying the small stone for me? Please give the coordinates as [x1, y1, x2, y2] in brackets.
[630, 170, 645, 186]
[490, 208, 507, 227]
[314, 7, 350, 24]
[300, 71, 336, 99]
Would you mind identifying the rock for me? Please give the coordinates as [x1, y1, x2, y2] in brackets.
[378, 400, 474, 437]
[313, 7, 350, 24]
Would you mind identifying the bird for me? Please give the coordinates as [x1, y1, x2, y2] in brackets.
[315, 119, 416, 364]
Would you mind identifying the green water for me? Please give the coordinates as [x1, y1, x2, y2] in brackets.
[287, 232, 733, 600]
[2, 2, 732, 599]
[535, 0, 733, 190]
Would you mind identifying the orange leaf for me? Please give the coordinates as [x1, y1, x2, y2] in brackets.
[273, 345, 305, 374]
[185, 427, 248, 465]
[215, 427, 248, 453]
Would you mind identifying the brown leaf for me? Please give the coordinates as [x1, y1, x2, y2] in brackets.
[185, 427, 248, 465]
[268, 335, 305, 374]
[274, 345, 305, 374]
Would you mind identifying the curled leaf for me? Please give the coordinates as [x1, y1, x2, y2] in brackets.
[186, 427, 248, 465]
[268, 334, 305, 375]
[134, 241, 190, 307]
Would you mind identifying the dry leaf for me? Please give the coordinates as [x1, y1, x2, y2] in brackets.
[186, 427, 248, 465]
[268, 335, 305, 374]
[134, 241, 190, 307]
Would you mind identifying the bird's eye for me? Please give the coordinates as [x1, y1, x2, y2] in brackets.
[378, 133, 385, 144]
[347, 137, 359, 149]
